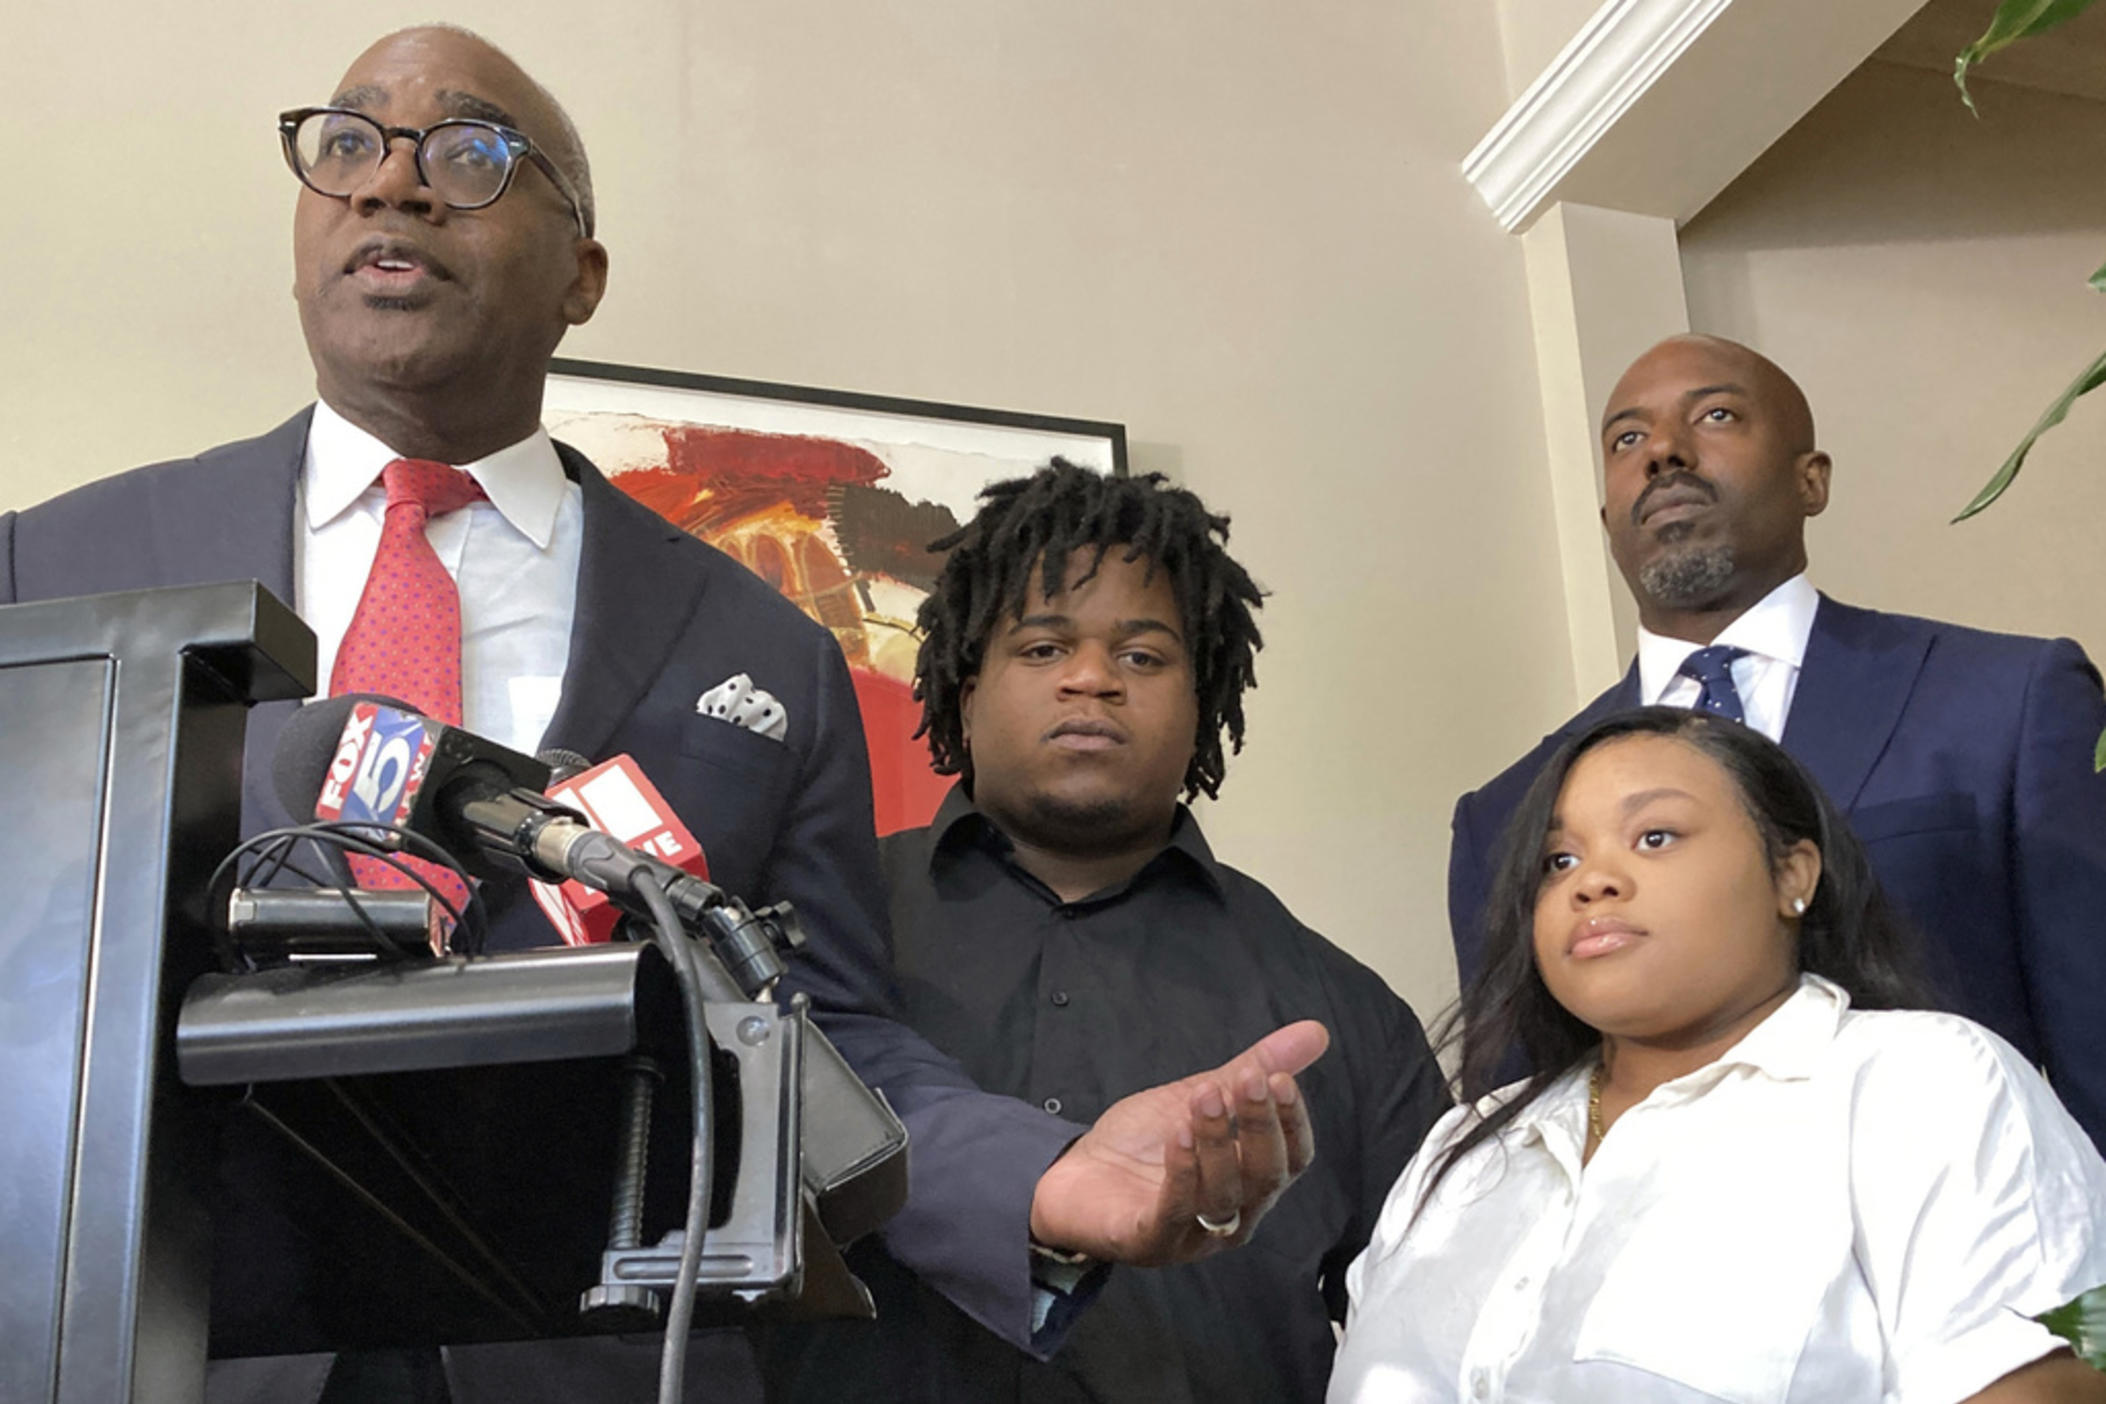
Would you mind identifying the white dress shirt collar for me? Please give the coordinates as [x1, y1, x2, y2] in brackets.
[1635, 572, 1819, 705]
[1503, 974, 1849, 1165]
[303, 399, 569, 550]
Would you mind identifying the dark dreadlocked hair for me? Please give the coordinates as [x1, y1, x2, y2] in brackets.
[912, 459, 1265, 800]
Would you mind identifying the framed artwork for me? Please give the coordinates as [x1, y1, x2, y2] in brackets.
[542, 358, 1128, 835]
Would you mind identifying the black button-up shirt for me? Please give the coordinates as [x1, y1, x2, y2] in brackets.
[767, 786, 1448, 1403]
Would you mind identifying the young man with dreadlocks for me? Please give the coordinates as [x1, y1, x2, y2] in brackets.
[766, 461, 1447, 1403]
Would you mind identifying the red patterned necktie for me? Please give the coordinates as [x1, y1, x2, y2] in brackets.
[330, 458, 487, 933]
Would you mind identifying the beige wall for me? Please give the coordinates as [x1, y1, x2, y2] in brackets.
[1681, 60, 2106, 658]
[1494, 0, 1610, 101]
[4, 2, 1569, 1021]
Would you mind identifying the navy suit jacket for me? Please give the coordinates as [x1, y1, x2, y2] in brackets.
[0, 411, 1079, 1367]
[1448, 595, 2106, 1149]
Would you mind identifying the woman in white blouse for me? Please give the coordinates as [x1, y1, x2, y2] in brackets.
[1332, 708, 2106, 1404]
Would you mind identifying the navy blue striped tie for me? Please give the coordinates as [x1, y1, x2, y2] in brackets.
[1677, 645, 1750, 724]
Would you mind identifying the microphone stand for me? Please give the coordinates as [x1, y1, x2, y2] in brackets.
[184, 865, 902, 1404]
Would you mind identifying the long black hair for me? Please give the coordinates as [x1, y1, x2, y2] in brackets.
[1423, 707, 1934, 1209]
[912, 459, 1265, 800]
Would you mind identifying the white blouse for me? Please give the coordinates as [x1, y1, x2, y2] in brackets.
[1331, 976, 2106, 1404]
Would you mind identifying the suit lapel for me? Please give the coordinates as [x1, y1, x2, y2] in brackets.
[541, 446, 715, 760]
[1556, 663, 1643, 743]
[1594, 664, 1642, 721]
[1780, 596, 1931, 811]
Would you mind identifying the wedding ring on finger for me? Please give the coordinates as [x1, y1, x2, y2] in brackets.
[1195, 1209, 1241, 1239]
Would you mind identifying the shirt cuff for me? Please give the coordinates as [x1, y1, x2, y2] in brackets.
[1027, 1250, 1111, 1346]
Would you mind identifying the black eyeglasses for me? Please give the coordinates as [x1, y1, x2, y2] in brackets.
[278, 107, 590, 238]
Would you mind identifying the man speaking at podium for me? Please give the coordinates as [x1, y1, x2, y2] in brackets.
[0, 25, 1324, 1403]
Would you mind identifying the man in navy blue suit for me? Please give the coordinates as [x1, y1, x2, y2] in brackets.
[1448, 334, 2106, 1149]
[0, 25, 1324, 1402]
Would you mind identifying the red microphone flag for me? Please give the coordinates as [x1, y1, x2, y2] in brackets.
[529, 755, 708, 945]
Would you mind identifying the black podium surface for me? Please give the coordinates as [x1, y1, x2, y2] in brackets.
[0, 582, 311, 1404]
[0, 582, 902, 1404]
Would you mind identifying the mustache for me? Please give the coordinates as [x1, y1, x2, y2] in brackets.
[1631, 470, 1718, 525]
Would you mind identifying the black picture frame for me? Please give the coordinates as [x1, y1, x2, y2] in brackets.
[546, 357, 1127, 477]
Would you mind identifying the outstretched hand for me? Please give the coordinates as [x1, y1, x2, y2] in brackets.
[1027, 1020, 1329, 1266]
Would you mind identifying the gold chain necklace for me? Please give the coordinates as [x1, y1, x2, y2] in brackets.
[1588, 1062, 1607, 1146]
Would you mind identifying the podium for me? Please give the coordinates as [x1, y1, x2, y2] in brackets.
[0, 582, 311, 1404]
[0, 583, 906, 1404]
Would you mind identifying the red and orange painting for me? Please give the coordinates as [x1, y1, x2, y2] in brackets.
[543, 363, 1124, 835]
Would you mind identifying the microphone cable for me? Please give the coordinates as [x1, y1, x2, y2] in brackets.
[629, 868, 716, 1404]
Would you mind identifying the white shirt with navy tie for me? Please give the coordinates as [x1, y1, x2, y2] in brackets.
[1634, 572, 1819, 744]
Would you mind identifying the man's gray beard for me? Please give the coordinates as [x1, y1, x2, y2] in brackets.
[1638, 544, 1736, 611]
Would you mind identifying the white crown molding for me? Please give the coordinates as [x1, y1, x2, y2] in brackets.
[1464, 0, 1734, 232]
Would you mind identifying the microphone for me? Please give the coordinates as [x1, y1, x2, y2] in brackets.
[528, 753, 712, 947]
[274, 701, 908, 1246]
[224, 888, 442, 960]
[277, 694, 570, 883]
[540, 748, 593, 782]
[276, 698, 770, 984]
[521, 749, 797, 994]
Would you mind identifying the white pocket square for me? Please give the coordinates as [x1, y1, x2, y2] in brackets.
[696, 672, 789, 742]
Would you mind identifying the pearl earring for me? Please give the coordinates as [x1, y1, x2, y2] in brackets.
[1791, 897, 1807, 915]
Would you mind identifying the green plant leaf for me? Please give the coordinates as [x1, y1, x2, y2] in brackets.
[1953, 346, 2106, 521]
[2094, 724, 2106, 773]
[1956, 0, 2103, 114]
[2089, 255, 2106, 293]
[2036, 1285, 2106, 1370]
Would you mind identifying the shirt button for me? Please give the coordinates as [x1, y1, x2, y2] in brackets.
[1050, 991, 1070, 1007]
[1513, 1275, 1530, 1292]
[1044, 1097, 1063, 1115]
[1470, 1370, 1489, 1399]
